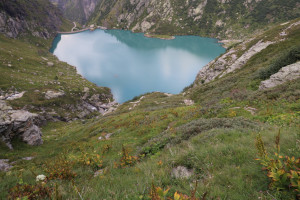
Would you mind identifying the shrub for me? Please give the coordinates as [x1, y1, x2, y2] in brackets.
[255, 131, 300, 196]
[44, 156, 77, 180]
[77, 151, 103, 170]
[8, 182, 52, 200]
[102, 144, 112, 154]
[148, 182, 206, 200]
[115, 146, 139, 168]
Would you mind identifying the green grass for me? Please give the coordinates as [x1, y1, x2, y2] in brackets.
[0, 34, 112, 118]
[0, 103, 298, 199]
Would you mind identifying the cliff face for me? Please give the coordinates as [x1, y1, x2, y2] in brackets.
[0, 0, 64, 38]
[50, 0, 101, 24]
[89, 0, 300, 38]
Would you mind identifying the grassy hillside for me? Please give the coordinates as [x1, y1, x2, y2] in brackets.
[0, 34, 112, 120]
[0, 20, 299, 199]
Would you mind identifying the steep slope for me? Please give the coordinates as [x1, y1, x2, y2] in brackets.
[89, 0, 300, 38]
[0, 19, 299, 199]
[50, 0, 101, 24]
[0, 1, 115, 149]
[0, 0, 70, 38]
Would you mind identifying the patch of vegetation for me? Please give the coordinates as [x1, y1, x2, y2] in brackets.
[256, 132, 300, 197]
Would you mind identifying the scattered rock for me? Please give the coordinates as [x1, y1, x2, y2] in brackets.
[184, 99, 194, 106]
[98, 133, 114, 140]
[0, 159, 12, 172]
[164, 93, 174, 97]
[259, 61, 300, 90]
[83, 87, 89, 93]
[171, 166, 193, 179]
[22, 157, 35, 161]
[129, 96, 145, 110]
[6, 91, 26, 100]
[244, 107, 257, 115]
[105, 133, 113, 139]
[47, 62, 54, 67]
[98, 136, 103, 140]
[94, 168, 106, 177]
[45, 90, 65, 99]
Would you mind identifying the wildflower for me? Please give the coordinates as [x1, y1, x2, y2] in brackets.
[36, 174, 46, 182]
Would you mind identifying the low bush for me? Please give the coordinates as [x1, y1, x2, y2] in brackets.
[8, 183, 53, 200]
[114, 146, 139, 168]
[255, 131, 300, 197]
[44, 156, 77, 180]
[148, 182, 206, 200]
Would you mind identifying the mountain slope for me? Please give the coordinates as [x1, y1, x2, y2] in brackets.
[0, 0, 71, 38]
[50, 0, 101, 24]
[0, 16, 299, 199]
[89, 0, 300, 38]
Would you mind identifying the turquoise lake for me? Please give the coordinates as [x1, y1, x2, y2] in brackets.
[51, 29, 225, 103]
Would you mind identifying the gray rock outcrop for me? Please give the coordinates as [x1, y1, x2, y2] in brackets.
[0, 159, 12, 172]
[195, 39, 273, 85]
[0, 101, 43, 150]
[0, 1, 63, 38]
[259, 61, 300, 90]
[45, 90, 65, 99]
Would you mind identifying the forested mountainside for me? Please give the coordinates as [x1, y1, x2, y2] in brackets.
[0, 0, 71, 38]
[89, 0, 300, 38]
[49, 0, 101, 24]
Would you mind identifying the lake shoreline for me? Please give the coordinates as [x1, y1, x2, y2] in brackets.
[51, 29, 225, 103]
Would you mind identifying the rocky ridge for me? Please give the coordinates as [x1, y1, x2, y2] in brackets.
[194, 20, 300, 86]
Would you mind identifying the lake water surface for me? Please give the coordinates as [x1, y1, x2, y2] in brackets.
[51, 29, 225, 102]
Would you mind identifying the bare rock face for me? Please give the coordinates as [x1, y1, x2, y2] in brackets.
[0, 100, 43, 150]
[259, 61, 300, 90]
[195, 39, 274, 86]
[0, 1, 63, 38]
[49, 0, 101, 24]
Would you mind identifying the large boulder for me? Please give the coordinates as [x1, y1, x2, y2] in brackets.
[0, 100, 43, 149]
